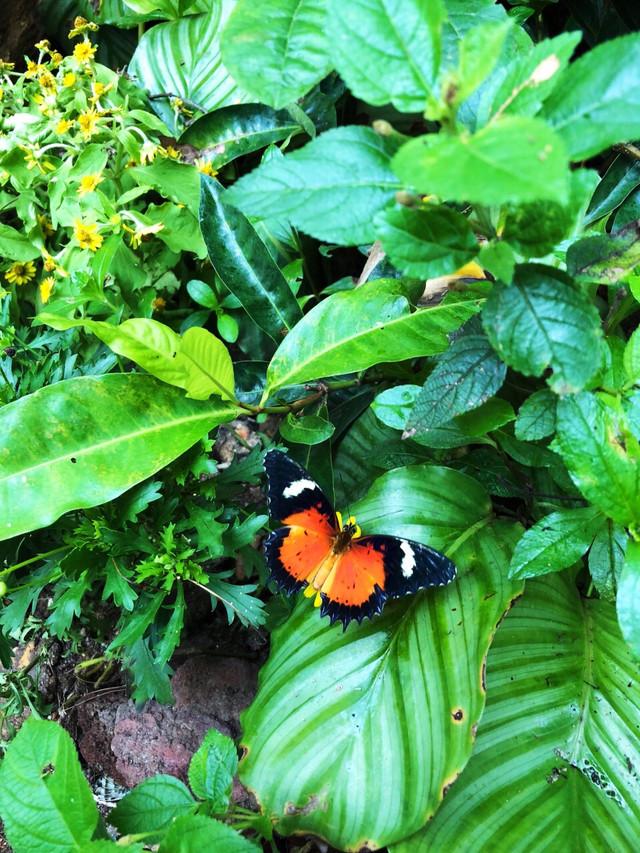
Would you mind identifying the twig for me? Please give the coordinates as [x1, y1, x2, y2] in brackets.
[356, 241, 386, 287]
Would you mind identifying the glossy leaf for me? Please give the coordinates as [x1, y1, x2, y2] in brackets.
[406, 334, 506, 435]
[395, 572, 640, 851]
[225, 126, 401, 245]
[515, 388, 557, 441]
[181, 104, 301, 170]
[0, 375, 238, 541]
[200, 176, 302, 344]
[0, 718, 99, 853]
[279, 413, 335, 445]
[240, 461, 521, 849]
[129, 4, 247, 135]
[159, 815, 259, 852]
[326, 0, 444, 112]
[264, 279, 483, 394]
[221, 0, 331, 109]
[555, 392, 640, 527]
[543, 33, 640, 160]
[374, 205, 478, 278]
[617, 541, 640, 658]
[110, 775, 195, 835]
[483, 265, 604, 394]
[585, 156, 640, 226]
[393, 118, 569, 206]
[508, 506, 604, 580]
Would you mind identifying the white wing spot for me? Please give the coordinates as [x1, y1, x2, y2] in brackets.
[283, 479, 318, 499]
[400, 541, 416, 578]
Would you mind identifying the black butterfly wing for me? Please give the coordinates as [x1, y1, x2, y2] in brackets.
[264, 449, 336, 528]
[358, 534, 457, 598]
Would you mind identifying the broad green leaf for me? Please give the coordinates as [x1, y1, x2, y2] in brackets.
[0, 375, 238, 541]
[514, 388, 557, 441]
[129, 4, 247, 136]
[455, 21, 512, 106]
[240, 463, 521, 849]
[373, 205, 478, 278]
[188, 729, 237, 807]
[0, 224, 39, 261]
[567, 221, 640, 285]
[406, 334, 506, 435]
[372, 385, 421, 430]
[225, 126, 401, 245]
[123, 0, 209, 15]
[200, 176, 302, 344]
[393, 118, 569, 206]
[483, 264, 604, 394]
[543, 33, 640, 160]
[181, 104, 301, 170]
[279, 413, 335, 445]
[326, 0, 444, 112]
[110, 775, 195, 836]
[456, 397, 515, 436]
[477, 241, 516, 282]
[38, 315, 235, 402]
[624, 327, 640, 382]
[555, 392, 640, 527]
[159, 815, 259, 852]
[589, 521, 627, 602]
[585, 156, 640, 226]
[264, 279, 482, 395]
[508, 506, 604, 580]
[186, 279, 217, 309]
[128, 161, 200, 217]
[395, 572, 640, 852]
[221, 0, 331, 109]
[617, 540, 640, 657]
[0, 718, 99, 853]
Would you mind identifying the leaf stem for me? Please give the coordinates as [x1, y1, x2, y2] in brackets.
[0, 546, 69, 579]
[445, 515, 492, 558]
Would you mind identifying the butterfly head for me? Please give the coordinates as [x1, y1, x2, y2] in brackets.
[333, 511, 362, 554]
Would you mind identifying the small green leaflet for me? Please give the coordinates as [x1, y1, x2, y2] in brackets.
[617, 540, 640, 658]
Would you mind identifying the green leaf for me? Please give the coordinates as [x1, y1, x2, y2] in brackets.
[159, 815, 259, 853]
[585, 156, 640, 227]
[110, 775, 195, 836]
[221, 0, 331, 109]
[555, 392, 640, 527]
[207, 577, 266, 628]
[482, 264, 604, 394]
[624, 327, 640, 382]
[125, 637, 174, 704]
[508, 506, 604, 580]
[543, 33, 640, 161]
[265, 279, 482, 395]
[326, 0, 444, 112]
[617, 540, 640, 658]
[279, 413, 335, 445]
[240, 466, 520, 849]
[393, 118, 569, 206]
[200, 176, 302, 344]
[108, 592, 166, 653]
[372, 385, 421, 430]
[589, 521, 627, 602]
[127, 161, 200, 217]
[477, 241, 515, 282]
[188, 728, 237, 807]
[0, 718, 99, 853]
[155, 585, 186, 667]
[567, 221, 640, 285]
[181, 104, 301, 170]
[0, 375, 237, 541]
[395, 572, 640, 852]
[0, 224, 39, 261]
[406, 334, 506, 435]
[129, 4, 247, 136]
[514, 388, 557, 441]
[455, 20, 512, 105]
[47, 572, 92, 637]
[224, 126, 401, 245]
[186, 279, 217, 309]
[373, 205, 478, 278]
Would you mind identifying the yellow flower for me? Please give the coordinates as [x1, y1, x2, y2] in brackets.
[0, 89, 4, 101]
[39, 276, 55, 303]
[35, 39, 51, 52]
[0, 60, 15, 73]
[38, 70, 57, 94]
[51, 52, 64, 66]
[123, 221, 164, 250]
[62, 72, 76, 88]
[73, 41, 97, 63]
[77, 109, 100, 139]
[77, 172, 104, 196]
[139, 141, 158, 165]
[195, 158, 218, 177]
[90, 81, 112, 104]
[162, 146, 181, 160]
[68, 16, 98, 39]
[37, 213, 55, 238]
[74, 219, 103, 252]
[5, 261, 36, 285]
[55, 118, 74, 135]
[152, 296, 166, 312]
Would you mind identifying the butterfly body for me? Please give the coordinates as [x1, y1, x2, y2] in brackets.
[263, 449, 456, 628]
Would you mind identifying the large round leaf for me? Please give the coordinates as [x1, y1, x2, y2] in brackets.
[0, 374, 238, 541]
[129, 3, 247, 136]
[239, 465, 523, 850]
[394, 572, 640, 851]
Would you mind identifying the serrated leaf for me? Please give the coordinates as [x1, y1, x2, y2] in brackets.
[393, 117, 569, 206]
[207, 577, 266, 628]
[265, 279, 482, 395]
[515, 388, 557, 440]
[102, 562, 138, 611]
[374, 204, 478, 278]
[155, 584, 185, 667]
[483, 264, 604, 394]
[555, 392, 640, 527]
[543, 33, 640, 161]
[159, 815, 259, 852]
[589, 521, 627, 602]
[508, 506, 604, 580]
[125, 637, 174, 705]
[225, 126, 401, 245]
[221, 0, 331, 109]
[407, 334, 506, 435]
[0, 718, 99, 853]
[110, 775, 195, 836]
[279, 413, 335, 445]
[326, 0, 444, 112]
[394, 572, 640, 852]
[188, 728, 237, 807]
[617, 540, 640, 658]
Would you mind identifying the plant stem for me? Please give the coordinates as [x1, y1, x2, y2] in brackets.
[0, 546, 70, 578]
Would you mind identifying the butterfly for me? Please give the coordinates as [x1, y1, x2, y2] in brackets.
[263, 449, 457, 628]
